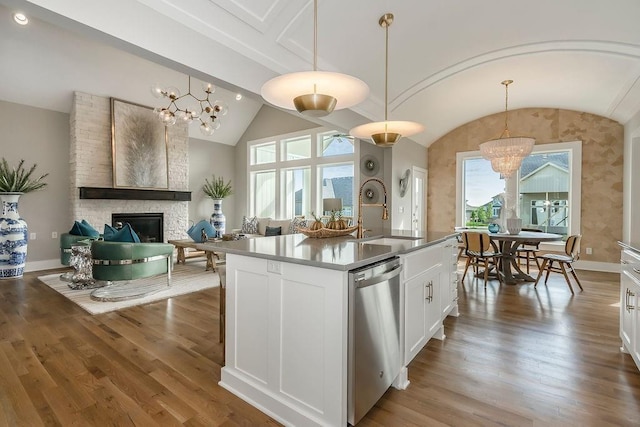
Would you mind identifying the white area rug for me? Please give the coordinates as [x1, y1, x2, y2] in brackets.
[38, 262, 219, 315]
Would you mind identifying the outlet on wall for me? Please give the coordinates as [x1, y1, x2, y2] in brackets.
[52, 231, 58, 239]
[30, 232, 36, 240]
[585, 247, 593, 255]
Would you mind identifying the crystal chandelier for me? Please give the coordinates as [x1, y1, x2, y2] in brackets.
[260, 0, 369, 117]
[349, 13, 424, 147]
[150, 76, 228, 136]
[479, 80, 534, 178]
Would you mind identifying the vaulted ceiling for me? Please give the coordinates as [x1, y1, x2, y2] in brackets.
[2, 0, 640, 147]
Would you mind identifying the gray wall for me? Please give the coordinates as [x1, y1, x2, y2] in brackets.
[233, 105, 317, 227]
[0, 100, 70, 267]
[391, 138, 428, 230]
[188, 137, 236, 232]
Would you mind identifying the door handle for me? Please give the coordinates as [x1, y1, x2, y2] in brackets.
[627, 288, 636, 312]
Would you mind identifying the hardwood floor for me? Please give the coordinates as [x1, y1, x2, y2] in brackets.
[1, 265, 638, 425]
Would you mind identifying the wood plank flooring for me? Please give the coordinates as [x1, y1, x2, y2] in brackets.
[0, 265, 638, 425]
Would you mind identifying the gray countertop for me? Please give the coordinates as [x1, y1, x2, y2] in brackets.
[619, 241, 640, 256]
[196, 230, 458, 271]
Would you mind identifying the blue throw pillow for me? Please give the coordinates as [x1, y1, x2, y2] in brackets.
[69, 220, 100, 237]
[265, 226, 281, 237]
[187, 220, 216, 242]
[103, 223, 141, 243]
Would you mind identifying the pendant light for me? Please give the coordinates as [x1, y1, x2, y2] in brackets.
[260, 0, 369, 117]
[349, 13, 424, 147]
[479, 80, 535, 178]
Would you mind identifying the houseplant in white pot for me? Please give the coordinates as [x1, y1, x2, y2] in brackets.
[202, 175, 232, 238]
[0, 158, 48, 278]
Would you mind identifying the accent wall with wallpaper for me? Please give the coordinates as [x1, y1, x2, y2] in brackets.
[428, 107, 624, 266]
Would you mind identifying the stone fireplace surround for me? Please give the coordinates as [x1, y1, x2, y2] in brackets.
[69, 92, 189, 242]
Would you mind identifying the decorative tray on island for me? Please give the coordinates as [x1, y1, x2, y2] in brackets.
[297, 225, 358, 238]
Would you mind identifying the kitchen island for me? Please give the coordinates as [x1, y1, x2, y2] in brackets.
[197, 231, 458, 426]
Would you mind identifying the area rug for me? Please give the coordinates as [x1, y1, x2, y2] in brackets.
[37, 262, 219, 315]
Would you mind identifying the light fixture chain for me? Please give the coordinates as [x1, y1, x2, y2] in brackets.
[504, 80, 509, 132]
[313, 0, 318, 72]
[384, 17, 389, 121]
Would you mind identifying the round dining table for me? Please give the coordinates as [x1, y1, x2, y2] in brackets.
[487, 231, 563, 285]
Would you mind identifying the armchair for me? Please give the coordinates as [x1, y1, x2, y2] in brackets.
[89, 241, 174, 302]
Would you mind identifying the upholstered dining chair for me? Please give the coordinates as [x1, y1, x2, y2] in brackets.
[461, 232, 503, 288]
[89, 241, 174, 301]
[515, 228, 543, 273]
[534, 234, 583, 294]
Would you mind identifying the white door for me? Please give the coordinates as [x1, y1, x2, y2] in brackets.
[412, 167, 427, 232]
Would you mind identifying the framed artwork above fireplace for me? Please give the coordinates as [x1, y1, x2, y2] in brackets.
[111, 98, 169, 189]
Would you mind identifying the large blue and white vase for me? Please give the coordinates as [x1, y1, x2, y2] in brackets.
[210, 198, 226, 238]
[0, 193, 28, 279]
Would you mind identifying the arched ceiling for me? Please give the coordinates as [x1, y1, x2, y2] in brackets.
[2, 0, 640, 147]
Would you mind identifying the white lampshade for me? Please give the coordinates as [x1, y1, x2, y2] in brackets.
[350, 120, 425, 147]
[322, 198, 343, 213]
[261, 71, 369, 117]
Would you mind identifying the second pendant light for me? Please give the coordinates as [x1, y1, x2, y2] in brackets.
[350, 13, 424, 147]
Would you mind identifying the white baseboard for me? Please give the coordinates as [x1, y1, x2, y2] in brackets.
[574, 260, 619, 273]
[25, 259, 66, 273]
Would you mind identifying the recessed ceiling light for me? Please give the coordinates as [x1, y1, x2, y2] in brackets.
[235, 93, 243, 101]
[13, 12, 28, 25]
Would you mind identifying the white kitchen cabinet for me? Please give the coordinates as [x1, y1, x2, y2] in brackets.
[404, 265, 440, 364]
[620, 248, 640, 370]
[403, 243, 447, 365]
[440, 237, 459, 319]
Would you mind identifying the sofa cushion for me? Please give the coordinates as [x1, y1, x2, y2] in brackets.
[187, 220, 215, 242]
[257, 217, 271, 236]
[241, 216, 259, 234]
[103, 223, 141, 243]
[268, 219, 291, 235]
[69, 219, 100, 237]
[288, 216, 306, 234]
[265, 226, 282, 236]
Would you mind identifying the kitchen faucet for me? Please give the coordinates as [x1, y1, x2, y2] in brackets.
[356, 177, 389, 239]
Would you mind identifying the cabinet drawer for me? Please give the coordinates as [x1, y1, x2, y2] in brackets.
[405, 245, 442, 280]
[622, 250, 640, 282]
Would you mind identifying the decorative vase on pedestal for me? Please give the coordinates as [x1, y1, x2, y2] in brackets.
[0, 193, 28, 279]
[210, 198, 226, 238]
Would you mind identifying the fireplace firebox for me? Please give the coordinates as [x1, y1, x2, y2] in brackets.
[112, 213, 164, 243]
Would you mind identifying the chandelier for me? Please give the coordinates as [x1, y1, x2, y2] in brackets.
[150, 76, 228, 136]
[479, 80, 534, 178]
[260, 0, 369, 117]
[349, 13, 424, 147]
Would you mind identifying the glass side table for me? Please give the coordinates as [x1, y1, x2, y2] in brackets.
[68, 242, 106, 290]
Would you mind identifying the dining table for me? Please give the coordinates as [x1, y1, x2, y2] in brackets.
[461, 229, 563, 285]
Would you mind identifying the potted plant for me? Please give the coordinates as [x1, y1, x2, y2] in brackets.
[0, 158, 49, 279]
[202, 175, 232, 238]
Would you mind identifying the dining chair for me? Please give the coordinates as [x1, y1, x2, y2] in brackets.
[515, 228, 543, 273]
[461, 232, 503, 288]
[534, 234, 583, 294]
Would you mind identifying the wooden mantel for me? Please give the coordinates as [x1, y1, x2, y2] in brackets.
[78, 187, 191, 201]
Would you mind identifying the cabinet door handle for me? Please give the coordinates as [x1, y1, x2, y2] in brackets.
[621, 259, 628, 264]
[425, 281, 433, 302]
[633, 268, 640, 275]
[627, 288, 636, 312]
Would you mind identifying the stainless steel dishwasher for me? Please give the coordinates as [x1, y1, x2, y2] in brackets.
[348, 257, 403, 425]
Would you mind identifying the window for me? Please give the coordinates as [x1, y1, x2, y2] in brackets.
[251, 170, 276, 217]
[248, 128, 356, 219]
[456, 141, 581, 237]
[250, 142, 276, 165]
